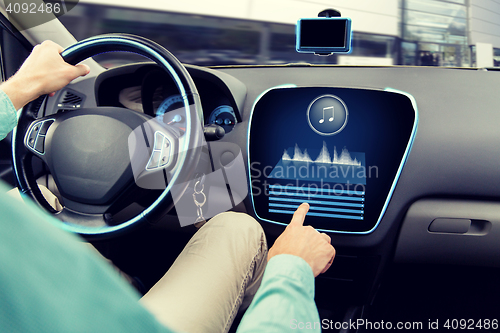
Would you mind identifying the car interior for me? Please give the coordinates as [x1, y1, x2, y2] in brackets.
[1, 2, 500, 332]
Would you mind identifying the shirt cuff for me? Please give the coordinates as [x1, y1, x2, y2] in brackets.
[266, 254, 315, 298]
[0, 89, 18, 140]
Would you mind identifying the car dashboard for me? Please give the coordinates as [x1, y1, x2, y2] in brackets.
[95, 63, 244, 134]
[41, 61, 500, 309]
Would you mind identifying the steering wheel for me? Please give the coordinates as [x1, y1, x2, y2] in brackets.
[12, 34, 204, 239]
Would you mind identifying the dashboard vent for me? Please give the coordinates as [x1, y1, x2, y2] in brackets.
[57, 89, 85, 113]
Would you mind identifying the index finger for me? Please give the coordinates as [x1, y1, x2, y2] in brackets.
[289, 202, 310, 227]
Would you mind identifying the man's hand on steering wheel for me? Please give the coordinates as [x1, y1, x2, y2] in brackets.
[0, 40, 90, 110]
[12, 34, 204, 239]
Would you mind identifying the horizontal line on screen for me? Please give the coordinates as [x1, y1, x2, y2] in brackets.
[269, 197, 364, 208]
[268, 184, 365, 196]
[269, 191, 364, 201]
[269, 203, 364, 214]
[269, 209, 364, 220]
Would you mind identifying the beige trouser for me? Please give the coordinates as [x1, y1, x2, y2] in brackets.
[8, 187, 268, 333]
[140, 212, 268, 333]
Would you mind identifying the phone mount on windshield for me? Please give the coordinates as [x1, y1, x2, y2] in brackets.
[296, 9, 352, 56]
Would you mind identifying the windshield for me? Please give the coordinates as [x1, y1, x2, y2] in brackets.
[57, 0, 496, 68]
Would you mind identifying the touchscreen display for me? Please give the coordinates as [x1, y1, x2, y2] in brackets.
[267, 143, 365, 221]
[248, 87, 417, 233]
[296, 18, 352, 53]
[300, 19, 347, 48]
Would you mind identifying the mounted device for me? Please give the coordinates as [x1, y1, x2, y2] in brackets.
[296, 8, 352, 55]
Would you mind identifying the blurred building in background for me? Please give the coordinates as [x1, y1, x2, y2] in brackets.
[59, 0, 500, 67]
[468, 0, 500, 67]
[400, 0, 469, 66]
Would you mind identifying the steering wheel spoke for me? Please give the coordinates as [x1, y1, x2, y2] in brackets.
[55, 207, 109, 229]
[24, 117, 56, 158]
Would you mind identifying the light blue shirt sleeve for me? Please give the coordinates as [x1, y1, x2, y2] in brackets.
[0, 181, 174, 333]
[237, 254, 321, 333]
[0, 89, 18, 141]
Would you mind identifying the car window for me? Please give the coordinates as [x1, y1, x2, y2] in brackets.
[0, 14, 31, 186]
[0, 16, 31, 79]
[56, 0, 486, 68]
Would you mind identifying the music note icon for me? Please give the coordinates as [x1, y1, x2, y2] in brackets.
[319, 106, 334, 124]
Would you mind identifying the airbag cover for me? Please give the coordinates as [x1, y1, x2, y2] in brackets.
[49, 114, 135, 204]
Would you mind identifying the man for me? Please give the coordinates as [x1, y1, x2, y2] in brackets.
[0, 40, 335, 332]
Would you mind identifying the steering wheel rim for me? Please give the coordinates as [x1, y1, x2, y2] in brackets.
[12, 34, 204, 239]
